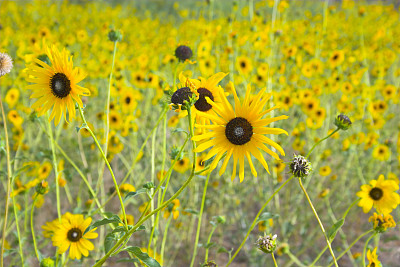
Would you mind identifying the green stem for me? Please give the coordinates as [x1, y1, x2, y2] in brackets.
[327, 230, 374, 267]
[286, 250, 306, 267]
[311, 199, 358, 267]
[148, 129, 157, 253]
[306, 128, 340, 158]
[30, 196, 40, 262]
[160, 214, 173, 264]
[204, 225, 217, 263]
[362, 232, 376, 267]
[298, 178, 338, 267]
[93, 104, 197, 267]
[271, 252, 278, 267]
[226, 176, 294, 266]
[0, 95, 18, 267]
[47, 116, 61, 222]
[11, 184, 24, 266]
[104, 41, 118, 158]
[78, 107, 127, 228]
[91, 107, 168, 216]
[190, 171, 212, 267]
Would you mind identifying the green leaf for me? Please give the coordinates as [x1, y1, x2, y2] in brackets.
[124, 188, 147, 202]
[172, 128, 188, 135]
[83, 215, 123, 235]
[111, 226, 127, 234]
[205, 242, 216, 249]
[123, 246, 161, 267]
[116, 258, 140, 263]
[104, 233, 117, 254]
[328, 218, 345, 242]
[217, 247, 229, 254]
[183, 208, 199, 216]
[255, 212, 279, 224]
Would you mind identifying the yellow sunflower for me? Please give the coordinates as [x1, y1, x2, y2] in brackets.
[26, 45, 90, 125]
[356, 174, 400, 215]
[366, 248, 381, 267]
[193, 84, 288, 182]
[52, 213, 98, 260]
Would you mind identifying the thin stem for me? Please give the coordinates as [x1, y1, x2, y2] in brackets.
[190, 171, 212, 267]
[311, 199, 358, 267]
[104, 41, 118, 158]
[362, 232, 376, 267]
[298, 178, 338, 267]
[47, 117, 61, 222]
[306, 128, 339, 158]
[204, 226, 217, 263]
[327, 230, 374, 267]
[271, 252, 278, 267]
[91, 107, 168, 216]
[78, 107, 127, 228]
[286, 250, 307, 267]
[30, 196, 40, 262]
[93, 104, 197, 267]
[160, 214, 173, 264]
[226, 176, 294, 266]
[0, 95, 15, 267]
[11, 184, 24, 266]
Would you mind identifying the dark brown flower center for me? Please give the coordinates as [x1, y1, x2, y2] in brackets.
[369, 187, 383, 201]
[50, 73, 71, 98]
[195, 88, 214, 112]
[67, 228, 82, 242]
[225, 117, 253, 145]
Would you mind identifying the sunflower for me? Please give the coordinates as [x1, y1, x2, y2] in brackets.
[4, 88, 20, 108]
[193, 84, 288, 182]
[52, 213, 98, 260]
[366, 248, 381, 267]
[372, 144, 390, 161]
[173, 157, 190, 173]
[356, 174, 400, 215]
[25, 45, 90, 125]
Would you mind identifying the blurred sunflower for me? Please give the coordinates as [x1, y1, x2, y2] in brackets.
[26, 45, 90, 125]
[193, 84, 288, 182]
[366, 248, 380, 267]
[357, 174, 400, 214]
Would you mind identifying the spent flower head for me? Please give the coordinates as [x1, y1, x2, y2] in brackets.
[289, 154, 312, 178]
[0, 52, 13, 77]
[256, 234, 277, 254]
[335, 114, 352, 130]
[369, 212, 396, 233]
[175, 45, 193, 62]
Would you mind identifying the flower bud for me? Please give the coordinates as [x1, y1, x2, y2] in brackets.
[108, 29, 123, 42]
[40, 257, 55, 267]
[36, 180, 49, 195]
[335, 114, 352, 130]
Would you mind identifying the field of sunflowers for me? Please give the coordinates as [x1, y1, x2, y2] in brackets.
[1, 0, 399, 266]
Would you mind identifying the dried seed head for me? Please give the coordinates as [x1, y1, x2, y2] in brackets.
[0, 52, 13, 77]
[175, 45, 193, 62]
[256, 234, 277, 254]
[289, 154, 312, 178]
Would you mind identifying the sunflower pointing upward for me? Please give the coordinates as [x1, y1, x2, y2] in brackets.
[26, 45, 90, 125]
[193, 84, 288, 182]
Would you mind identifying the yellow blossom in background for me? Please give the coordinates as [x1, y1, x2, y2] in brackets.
[357, 174, 400, 214]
